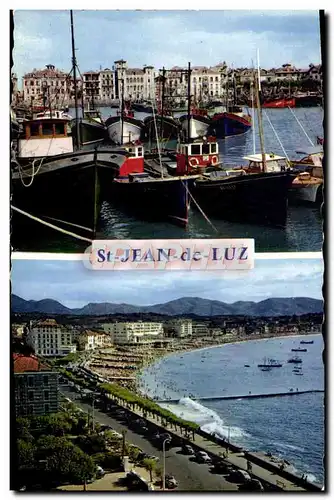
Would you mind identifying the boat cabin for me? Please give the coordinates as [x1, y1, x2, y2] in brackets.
[18, 118, 74, 158]
[176, 137, 219, 175]
[243, 153, 289, 173]
[84, 109, 102, 123]
[117, 142, 144, 177]
[34, 110, 73, 121]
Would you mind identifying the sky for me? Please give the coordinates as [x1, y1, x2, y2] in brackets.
[12, 10, 322, 84]
[11, 258, 323, 308]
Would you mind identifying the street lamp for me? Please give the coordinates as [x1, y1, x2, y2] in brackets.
[162, 438, 170, 491]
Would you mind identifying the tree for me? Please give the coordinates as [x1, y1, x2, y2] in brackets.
[45, 413, 72, 437]
[75, 434, 107, 455]
[17, 439, 35, 468]
[142, 458, 157, 482]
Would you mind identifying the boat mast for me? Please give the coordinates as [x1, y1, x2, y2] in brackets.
[160, 67, 166, 141]
[255, 51, 267, 172]
[120, 79, 124, 145]
[70, 10, 80, 149]
[187, 61, 191, 142]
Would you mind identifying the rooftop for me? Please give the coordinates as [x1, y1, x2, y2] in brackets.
[13, 353, 48, 373]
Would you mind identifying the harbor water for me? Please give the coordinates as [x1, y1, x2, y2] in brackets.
[15, 107, 323, 253]
[138, 334, 324, 484]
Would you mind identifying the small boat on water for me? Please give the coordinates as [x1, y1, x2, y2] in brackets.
[291, 348, 307, 352]
[179, 108, 210, 139]
[261, 367, 272, 372]
[287, 356, 302, 364]
[258, 358, 282, 368]
[289, 146, 323, 204]
[262, 97, 296, 108]
[210, 106, 252, 138]
[300, 340, 314, 345]
[106, 94, 143, 145]
[244, 364, 250, 367]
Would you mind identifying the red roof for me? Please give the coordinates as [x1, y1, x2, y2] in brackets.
[13, 354, 47, 373]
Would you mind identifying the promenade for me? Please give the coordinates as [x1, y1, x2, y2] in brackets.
[102, 393, 308, 492]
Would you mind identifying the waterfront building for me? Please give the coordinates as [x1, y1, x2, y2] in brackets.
[82, 70, 100, 101]
[13, 353, 59, 417]
[102, 321, 164, 344]
[99, 68, 115, 100]
[78, 329, 111, 350]
[22, 64, 81, 107]
[26, 318, 77, 357]
[165, 319, 193, 338]
[192, 322, 210, 337]
[114, 60, 157, 101]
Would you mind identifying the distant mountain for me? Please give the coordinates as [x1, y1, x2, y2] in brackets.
[11, 294, 323, 317]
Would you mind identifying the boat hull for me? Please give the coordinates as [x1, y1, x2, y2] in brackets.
[262, 98, 296, 108]
[179, 115, 210, 139]
[11, 150, 125, 247]
[72, 119, 106, 147]
[289, 183, 322, 204]
[106, 116, 143, 144]
[191, 171, 292, 226]
[143, 116, 180, 140]
[107, 176, 196, 227]
[210, 112, 252, 138]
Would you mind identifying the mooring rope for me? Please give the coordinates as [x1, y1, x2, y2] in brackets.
[181, 180, 218, 233]
[43, 215, 94, 233]
[263, 110, 290, 161]
[288, 106, 315, 147]
[11, 205, 93, 243]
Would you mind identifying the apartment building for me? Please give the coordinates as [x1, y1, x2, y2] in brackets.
[166, 319, 193, 338]
[192, 323, 210, 337]
[102, 321, 164, 344]
[78, 329, 111, 350]
[27, 319, 77, 357]
[13, 353, 59, 417]
[22, 64, 81, 106]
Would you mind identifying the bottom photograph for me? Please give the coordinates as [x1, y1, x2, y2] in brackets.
[10, 257, 324, 492]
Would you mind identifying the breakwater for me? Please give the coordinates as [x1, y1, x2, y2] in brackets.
[156, 389, 324, 403]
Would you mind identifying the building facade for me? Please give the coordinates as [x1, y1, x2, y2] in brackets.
[102, 321, 164, 344]
[14, 354, 59, 417]
[27, 319, 77, 357]
[78, 329, 111, 350]
[166, 319, 193, 338]
[22, 64, 81, 107]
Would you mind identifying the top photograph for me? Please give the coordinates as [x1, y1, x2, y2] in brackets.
[10, 10, 324, 253]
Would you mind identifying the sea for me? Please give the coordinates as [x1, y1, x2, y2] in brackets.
[138, 334, 325, 485]
[14, 106, 323, 253]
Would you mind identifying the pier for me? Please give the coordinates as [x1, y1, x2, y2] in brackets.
[156, 389, 324, 403]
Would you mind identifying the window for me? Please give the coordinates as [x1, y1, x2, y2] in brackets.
[30, 123, 40, 137]
[42, 123, 54, 136]
[190, 144, 201, 155]
[54, 123, 65, 135]
[202, 143, 210, 155]
[44, 390, 49, 400]
[210, 143, 217, 154]
[45, 404, 50, 413]
[28, 391, 34, 401]
[28, 405, 34, 415]
[28, 377, 34, 387]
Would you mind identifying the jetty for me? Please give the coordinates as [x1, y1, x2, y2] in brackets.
[156, 389, 324, 403]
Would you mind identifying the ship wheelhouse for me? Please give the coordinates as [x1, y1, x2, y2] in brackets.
[176, 137, 219, 175]
[18, 118, 74, 158]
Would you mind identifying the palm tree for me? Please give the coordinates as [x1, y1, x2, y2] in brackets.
[142, 458, 156, 482]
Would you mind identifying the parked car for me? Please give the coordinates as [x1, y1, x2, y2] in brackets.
[239, 478, 264, 491]
[196, 451, 212, 464]
[182, 444, 195, 455]
[229, 470, 252, 484]
[213, 461, 235, 474]
[164, 475, 178, 489]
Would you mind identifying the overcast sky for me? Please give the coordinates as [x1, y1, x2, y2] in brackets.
[12, 10, 321, 82]
[11, 258, 323, 308]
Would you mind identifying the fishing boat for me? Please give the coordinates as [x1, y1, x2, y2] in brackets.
[106, 141, 198, 227]
[143, 114, 180, 140]
[289, 146, 323, 204]
[300, 340, 314, 345]
[257, 358, 282, 368]
[287, 356, 302, 364]
[132, 101, 154, 113]
[71, 99, 106, 147]
[106, 92, 143, 144]
[291, 348, 307, 352]
[179, 108, 210, 140]
[210, 106, 252, 138]
[262, 97, 296, 108]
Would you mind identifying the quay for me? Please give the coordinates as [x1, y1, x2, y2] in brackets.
[156, 389, 324, 403]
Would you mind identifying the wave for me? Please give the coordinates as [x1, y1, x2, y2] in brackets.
[160, 397, 249, 441]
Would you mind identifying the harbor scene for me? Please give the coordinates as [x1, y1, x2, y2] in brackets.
[11, 10, 324, 253]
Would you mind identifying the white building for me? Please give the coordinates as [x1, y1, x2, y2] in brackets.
[192, 323, 210, 337]
[102, 321, 164, 344]
[27, 319, 77, 357]
[167, 319, 192, 338]
[78, 329, 111, 350]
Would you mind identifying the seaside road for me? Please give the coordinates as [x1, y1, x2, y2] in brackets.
[61, 387, 239, 491]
